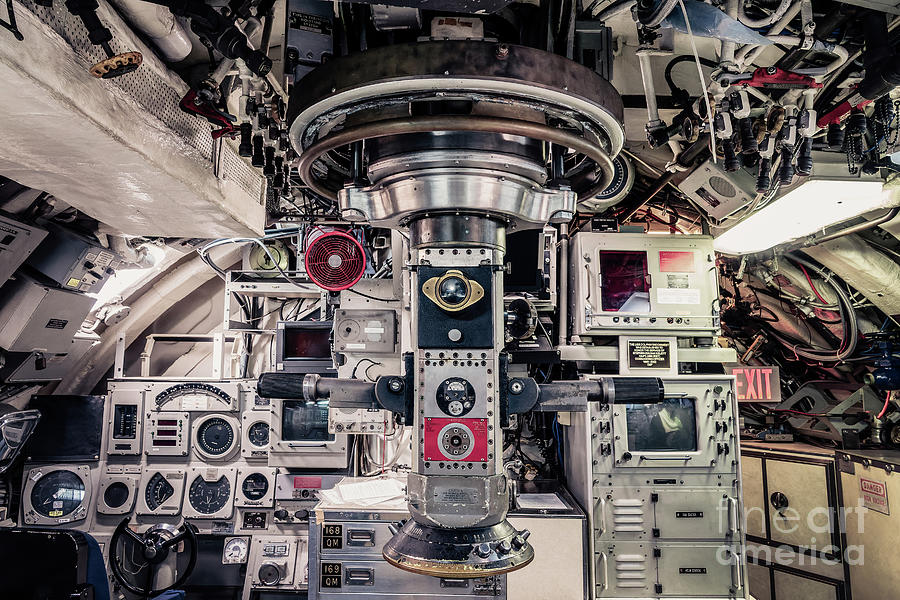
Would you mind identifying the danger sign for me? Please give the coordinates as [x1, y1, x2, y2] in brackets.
[860, 478, 890, 515]
[727, 365, 781, 403]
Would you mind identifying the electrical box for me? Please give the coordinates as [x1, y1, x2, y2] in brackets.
[0, 214, 46, 286]
[568, 232, 721, 338]
[25, 222, 120, 293]
[0, 330, 98, 383]
[678, 159, 757, 221]
[0, 274, 95, 353]
[285, 0, 334, 84]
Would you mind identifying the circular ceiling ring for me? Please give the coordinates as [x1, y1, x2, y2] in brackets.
[297, 115, 616, 203]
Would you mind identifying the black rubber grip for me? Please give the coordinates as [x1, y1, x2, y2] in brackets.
[606, 377, 665, 404]
[257, 372, 305, 398]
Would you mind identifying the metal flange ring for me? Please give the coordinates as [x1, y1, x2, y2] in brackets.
[297, 115, 615, 203]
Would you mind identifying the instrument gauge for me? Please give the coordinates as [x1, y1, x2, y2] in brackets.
[192, 414, 240, 461]
[241, 473, 270, 501]
[30, 470, 85, 518]
[247, 421, 269, 447]
[223, 536, 250, 564]
[188, 475, 231, 515]
[144, 472, 175, 512]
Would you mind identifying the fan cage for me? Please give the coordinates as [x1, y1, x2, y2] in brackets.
[304, 230, 366, 291]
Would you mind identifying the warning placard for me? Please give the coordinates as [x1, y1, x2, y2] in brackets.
[860, 477, 890, 515]
[627, 340, 672, 369]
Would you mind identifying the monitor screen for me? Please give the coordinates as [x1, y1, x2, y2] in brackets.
[282, 325, 331, 360]
[598, 250, 650, 313]
[625, 398, 697, 452]
[281, 401, 334, 442]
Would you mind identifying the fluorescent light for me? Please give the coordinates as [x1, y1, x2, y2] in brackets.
[713, 179, 897, 255]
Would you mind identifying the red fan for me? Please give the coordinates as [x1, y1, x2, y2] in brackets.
[304, 230, 366, 291]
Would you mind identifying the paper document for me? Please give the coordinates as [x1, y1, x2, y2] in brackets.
[516, 493, 568, 510]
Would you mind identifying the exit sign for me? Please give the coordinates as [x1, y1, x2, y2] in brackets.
[727, 365, 781, 403]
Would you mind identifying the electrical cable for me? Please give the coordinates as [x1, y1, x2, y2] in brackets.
[676, 0, 717, 163]
[798, 264, 829, 305]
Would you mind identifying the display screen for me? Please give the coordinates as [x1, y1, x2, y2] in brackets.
[625, 398, 697, 452]
[281, 401, 333, 442]
[598, 250, 650, 313]
[282, 326, 332, 360]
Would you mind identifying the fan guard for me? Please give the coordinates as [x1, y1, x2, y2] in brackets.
[304, 230, 366, 291]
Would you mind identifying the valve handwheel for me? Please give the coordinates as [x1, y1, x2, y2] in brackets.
[109, 518, 198, 597]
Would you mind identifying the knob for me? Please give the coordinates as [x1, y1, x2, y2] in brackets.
[511, 534, 526, 549]
[273, 509, 289, 521]
[497, 540, 512, 555]
[621, 451, 632, 462]
[475, 543, 493, 558]
[770, 491, 789, 511]
[258, 562, 284, 586]
[293, 509, 309, 520]
[448, 328, 463, 343]
[238, 123, 253, 157]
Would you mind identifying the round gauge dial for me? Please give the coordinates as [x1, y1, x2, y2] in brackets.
[223, 537, 250, 564]
[247, 421, 269, 447]
[103, 481, 131, 509]
[196, 417, 236, 457]
[188, 475, 231, 515]
[30, 470, 85, 518]
[436, 377, 476, 417]
[241, 473, 270, 501]
[145, 472, 175, 511]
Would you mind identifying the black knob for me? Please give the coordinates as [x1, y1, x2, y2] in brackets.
[778, 147, 794, 185]
[251, 135, 264, 168]
[273, 509, 289, 520]
[722, 139, 741, 172]
[264, 146, 276, 176]
[293, 509, 309, 520]
[770, 491, 789, 511]
[827, 123, 845, 149]
[796, 137, 813, 176]
[257, 111, 269, 130]
[238, 123, 253, 157]
[739, 118, 758, 154]
[273, 156, 285, 188]
[245, 97, 256, 119]
[622, 451, 633, 461]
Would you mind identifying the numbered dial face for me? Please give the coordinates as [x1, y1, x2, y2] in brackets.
[241, 473, 269, 501]
[145, 473, 175, 511]
[154, 383, 232, 409]
[30, 470, 85, 518]
[247, 421, 269, 447]
[223, 537, 249, 564]
[436, 377, 476, 417]
[188, 476, 231, 515]
[196, 417, 236, 457]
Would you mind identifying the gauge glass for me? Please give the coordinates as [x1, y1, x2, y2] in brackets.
[30, 470, 84, 518]
[223, 537, 249, 564]
[247, 421, 269, 447]
[241, 473, 269, 501]
[145, 472, 174, 511]
[188, 475, 231, 514]
[197, 417, 235, 456]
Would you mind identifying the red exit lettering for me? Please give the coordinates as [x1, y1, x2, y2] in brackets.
[731, 367, 779, 403]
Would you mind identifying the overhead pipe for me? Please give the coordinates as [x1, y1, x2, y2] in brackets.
[109, 0, 192, 62]
[738, 0, 795, 28]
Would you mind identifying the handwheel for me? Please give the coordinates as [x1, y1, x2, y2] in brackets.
[109, 518, 198, 597]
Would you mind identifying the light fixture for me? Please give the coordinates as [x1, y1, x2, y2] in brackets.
[714, 179, 899, 255]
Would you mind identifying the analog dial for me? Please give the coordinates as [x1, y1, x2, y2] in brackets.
[196, 417, 236, 457]
[240, 473, 270, 501]
[144, 472, 175, 511]
[247, 421, 269, 447]
[30, 470, 85, 518]
[188, 475, 231, 515]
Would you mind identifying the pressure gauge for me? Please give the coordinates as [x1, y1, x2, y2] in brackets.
[223, 536, 250, 564]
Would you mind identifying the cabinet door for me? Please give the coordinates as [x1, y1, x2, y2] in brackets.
[741, 454, 767, 538]
[766, 459, 833, 549]
[773, 570, 839, 600]
[747, 562, 772, 600]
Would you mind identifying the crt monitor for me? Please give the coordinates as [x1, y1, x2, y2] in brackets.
[624, 397, 698, 452]
[274, 321, 335, 373]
